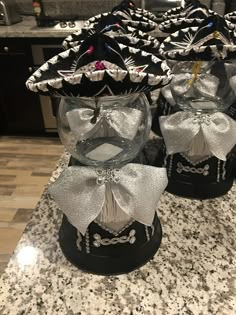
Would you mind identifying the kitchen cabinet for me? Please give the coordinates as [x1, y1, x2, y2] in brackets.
[0, 38, 44, 135]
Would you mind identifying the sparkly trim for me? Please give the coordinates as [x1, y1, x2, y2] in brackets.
[96, 168, 120, 185]
[180, 153, 212, 166]
[222, 161, 226, 180]
[76, 232, 82, 251]
[94, 219, 135, 236]
[177, 162, 209, 176]
[217, 159, 221, 183]
[168, 155, 173, 177]
[145, 226, 150, 241]
[93, 229, 136, 247]
[85, 230, 90, 254]
[151, 224, 155, 237]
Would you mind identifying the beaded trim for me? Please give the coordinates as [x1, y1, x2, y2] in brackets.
[145, 226, 150, 241]
[93, 229, 136, 247]
[167, 155, 173, 177]
[94, 219, 135, 236]
[217, 159, 221, 183]
[180, 153, 212, 166]
[76, 232, 82, 251]
[85, 230, 90, 254]
[96, 168, 120, 185]
[222, 161, 226, 180]
[177, 162, 209, 176]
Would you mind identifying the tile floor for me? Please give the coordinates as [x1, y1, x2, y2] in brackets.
[0, 136, 63, 274]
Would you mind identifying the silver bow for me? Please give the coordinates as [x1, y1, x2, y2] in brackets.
[171, 73, 220, 101]
[66, 107, 142, 140]
[49, 164, 168, 235]
[159, 111, 236, 161]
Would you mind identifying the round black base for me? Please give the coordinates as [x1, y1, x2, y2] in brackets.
[166, 177, 234, 199]
[59, 215, 162, 275]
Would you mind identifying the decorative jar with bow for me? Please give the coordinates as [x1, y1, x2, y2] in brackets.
[157, 60, 236, 198]
[49, 93, 168, 275]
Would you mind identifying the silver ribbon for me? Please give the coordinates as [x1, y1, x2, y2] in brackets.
[159, 111, 236, 161]
[171, 73, 220, 100]
[49, 164, 168, 235]
[66, 107, 142, 140]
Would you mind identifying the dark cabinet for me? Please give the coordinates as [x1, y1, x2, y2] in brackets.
[0, 38, 44, 135]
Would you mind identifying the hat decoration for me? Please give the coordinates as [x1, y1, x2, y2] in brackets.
[26, 33, 171, 97]
[159, 3, 216, 33]
[159, 15, 236, 61]
[62, 14, 160, 55]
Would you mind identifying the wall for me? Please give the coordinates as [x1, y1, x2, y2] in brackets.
[15, 0, 142, 18]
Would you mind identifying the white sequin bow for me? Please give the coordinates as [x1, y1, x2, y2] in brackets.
[160, 111, 236, 161]
[49, 164, 168, 235]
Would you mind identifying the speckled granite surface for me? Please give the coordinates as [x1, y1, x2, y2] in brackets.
[0, 17, 85, 38]
[0, 152, 236, 315]
[0, 16, 166, 38]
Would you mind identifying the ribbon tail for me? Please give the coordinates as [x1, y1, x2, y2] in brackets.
[111, 164, 168, 226]
[202, 115, 236, 161]
[159, 112, 200, 155]
[48, 166, 105, 235]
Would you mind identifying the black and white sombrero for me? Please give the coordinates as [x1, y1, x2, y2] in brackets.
[62, 14, 160, 54]
[84, 10, 157, 33]
[26, 33, 171, 97]
[111, 0, 159, 23]
[162, 0, 203, 21]
[225, 11, 236, 24]
[159, 3, 216, 33]
[159, 15, 236, 61]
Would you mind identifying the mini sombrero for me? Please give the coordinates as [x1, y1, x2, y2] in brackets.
[84, 12, 157, 33]
[159, 15, 236, 61]
[111, 0, 159, 23]
[26, 33, 171, 97]
[159, 3, 215, 33]
[162, 0, 203, 21]
[62, 14, 160, 55]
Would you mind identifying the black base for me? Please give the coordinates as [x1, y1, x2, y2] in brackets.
[59, 214, 162, 275]
[166, 177, 234, 199]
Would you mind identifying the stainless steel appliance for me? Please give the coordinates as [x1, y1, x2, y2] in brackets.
[31, 43, 62, 132]
[0, 0, 22, 25]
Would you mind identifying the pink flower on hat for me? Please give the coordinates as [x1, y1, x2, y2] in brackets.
[95, 61, 106, 70]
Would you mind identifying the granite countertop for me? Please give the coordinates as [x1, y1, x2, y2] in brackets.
[0, 151, 236, 315]
[0, 16, 166, 38]
[0, 16, 85, 38]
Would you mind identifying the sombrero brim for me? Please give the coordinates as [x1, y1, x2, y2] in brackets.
[162, 5, 215, 21]
[225, 12, 236, 24]
[159, 26, 236, 60]
[134, 8, 159, 23]
[162, 6, 186, 21]
[26, 44, 171, 97]
[84, 12, 157, 32]
[62, 28, 160, 54]
[159, 17, 205, 33]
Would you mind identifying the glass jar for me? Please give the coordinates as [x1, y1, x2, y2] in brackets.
[170, 60, 236, 113]
[57, 93, 151, 166]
